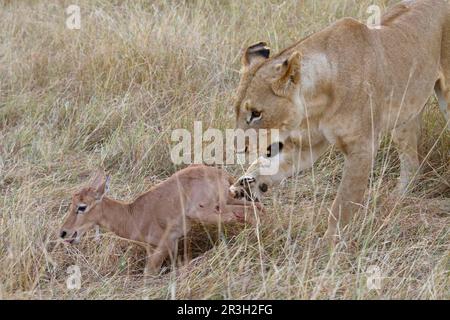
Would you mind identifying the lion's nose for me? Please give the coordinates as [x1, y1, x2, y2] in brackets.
[60, 230, 67, 239]
[259, 183, 268, 193]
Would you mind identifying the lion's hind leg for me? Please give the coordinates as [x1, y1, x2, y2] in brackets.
[434, 79, 450, 124]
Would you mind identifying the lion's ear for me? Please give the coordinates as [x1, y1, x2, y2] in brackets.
[271, 51, 302, 96]
[241, 42, 270, 68]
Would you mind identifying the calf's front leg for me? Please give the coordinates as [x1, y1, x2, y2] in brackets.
[144, 238, 176, 276]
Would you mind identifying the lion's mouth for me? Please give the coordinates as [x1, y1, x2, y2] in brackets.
[230, 185, 261, 202]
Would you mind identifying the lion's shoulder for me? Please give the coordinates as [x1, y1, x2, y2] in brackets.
[328, 17, 369, 36]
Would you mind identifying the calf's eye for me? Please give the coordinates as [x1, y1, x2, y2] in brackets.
[77, 205, 87, 213]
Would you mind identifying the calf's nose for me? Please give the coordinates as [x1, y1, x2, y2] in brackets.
[60, 230, 67, 239]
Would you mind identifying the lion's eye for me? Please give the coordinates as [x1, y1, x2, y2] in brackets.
[251, 110, 261, 119]
[77, 205, 87, 214]
[246, 109, 263, 125]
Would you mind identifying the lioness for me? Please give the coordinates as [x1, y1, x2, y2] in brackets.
[230, 0, 450, 243]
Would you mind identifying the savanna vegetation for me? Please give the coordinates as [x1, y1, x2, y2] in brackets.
[0, 0, 448, 299]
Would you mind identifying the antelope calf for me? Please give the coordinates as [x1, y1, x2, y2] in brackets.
[60, 165, 263, 275]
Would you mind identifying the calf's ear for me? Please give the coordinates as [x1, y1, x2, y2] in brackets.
[241, 42, 271, 69]
[91, 172, 110, 200]
[271, 51, 302, 97]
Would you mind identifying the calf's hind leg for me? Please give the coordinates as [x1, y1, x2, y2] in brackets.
[188, 207, 236, 224]
[189, 204, 259, 226]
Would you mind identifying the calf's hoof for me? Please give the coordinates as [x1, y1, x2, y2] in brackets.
[143, 266, 161, 278]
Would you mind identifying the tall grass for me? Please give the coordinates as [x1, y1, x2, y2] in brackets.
[0, 0, 448, 299]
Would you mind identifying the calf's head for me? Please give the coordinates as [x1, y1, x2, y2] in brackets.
[60, 173, 109, 244]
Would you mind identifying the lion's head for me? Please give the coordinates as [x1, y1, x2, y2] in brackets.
[234, 42, 305, 135]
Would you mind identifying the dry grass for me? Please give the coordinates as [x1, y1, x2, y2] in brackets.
[0, 0, 449, 300]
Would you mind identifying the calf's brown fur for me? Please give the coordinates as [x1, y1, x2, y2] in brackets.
[60, 165, 262, 275]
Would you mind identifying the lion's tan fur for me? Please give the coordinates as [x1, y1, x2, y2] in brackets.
[231, 0, 450, 242]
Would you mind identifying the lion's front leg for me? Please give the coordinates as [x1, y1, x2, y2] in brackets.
[324, 146, 377, 244]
